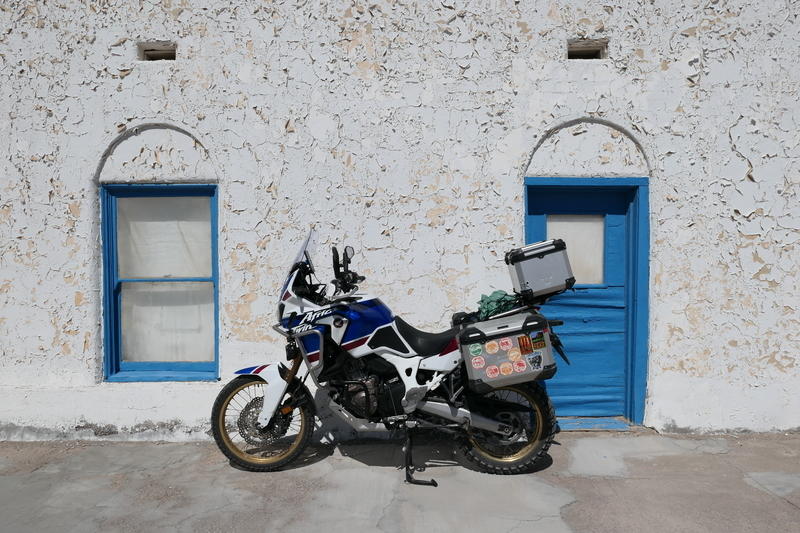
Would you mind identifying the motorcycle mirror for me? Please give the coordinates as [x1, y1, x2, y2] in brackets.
[332, 246, 341, 276]
[344, 246, 354, 261]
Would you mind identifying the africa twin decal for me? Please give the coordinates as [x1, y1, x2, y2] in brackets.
[293, 308, 335, 332]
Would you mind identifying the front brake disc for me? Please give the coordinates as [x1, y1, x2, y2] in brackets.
[237, 397, 293, 445]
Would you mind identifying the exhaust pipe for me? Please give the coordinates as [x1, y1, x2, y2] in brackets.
[416, 401, 510, 435]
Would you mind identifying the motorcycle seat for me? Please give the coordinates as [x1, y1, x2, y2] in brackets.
[394, 316, 458, 357]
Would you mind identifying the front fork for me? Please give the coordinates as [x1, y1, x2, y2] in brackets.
[255, 353, 303, 426]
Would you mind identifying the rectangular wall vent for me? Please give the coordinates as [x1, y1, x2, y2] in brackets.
[567, 39, 608, 59]
[138, 41, 177, 61]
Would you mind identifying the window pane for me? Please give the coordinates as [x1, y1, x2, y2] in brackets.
[121, 282, 215, 362]
[547, 214, 604, 284]
[117, 196, 211, 278]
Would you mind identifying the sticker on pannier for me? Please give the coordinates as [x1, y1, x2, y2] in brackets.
[459, 312, 557, 390]
[477, 332, 545, 373]
[518, 335, 533, 354]
[531, 332, 547, 350]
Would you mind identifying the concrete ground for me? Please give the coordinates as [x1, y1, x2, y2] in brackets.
[1, 430, 799, 533]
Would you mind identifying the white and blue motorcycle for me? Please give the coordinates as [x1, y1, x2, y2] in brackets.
[212, 230, 569, 485]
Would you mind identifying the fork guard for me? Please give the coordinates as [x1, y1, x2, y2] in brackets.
[232, 364, 290, 427]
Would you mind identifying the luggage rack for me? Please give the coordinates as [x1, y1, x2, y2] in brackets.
[451, 290, 565, 327]
[485, 289, 564, 319]
[487, 304, 565, 329]
[453, 289, 568, 325]
[486, 304, 531, 320]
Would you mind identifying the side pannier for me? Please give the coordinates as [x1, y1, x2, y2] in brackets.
[459, 312, 556, 393]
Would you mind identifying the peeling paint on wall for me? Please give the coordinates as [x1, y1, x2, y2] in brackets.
[0, 0, 798, 436]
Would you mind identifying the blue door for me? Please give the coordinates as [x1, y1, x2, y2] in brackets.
[525, 178, 649, 422]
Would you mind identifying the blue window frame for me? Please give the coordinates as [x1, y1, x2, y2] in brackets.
[101, 184, 219, 382]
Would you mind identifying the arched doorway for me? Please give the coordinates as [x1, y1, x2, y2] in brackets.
[523, 119, 650, 426]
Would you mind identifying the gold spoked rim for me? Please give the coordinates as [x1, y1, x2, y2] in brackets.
[217, 380, 306, 465]
[468, 386, 544, 463]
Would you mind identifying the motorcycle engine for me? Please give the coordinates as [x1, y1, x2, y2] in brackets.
[338, 357, 406, 419]
[340, 361, 379, 418]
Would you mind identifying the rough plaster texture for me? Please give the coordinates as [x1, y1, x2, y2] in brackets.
[0, 1, 798, 436]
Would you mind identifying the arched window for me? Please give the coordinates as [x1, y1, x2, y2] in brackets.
[97, 125, 219, 381]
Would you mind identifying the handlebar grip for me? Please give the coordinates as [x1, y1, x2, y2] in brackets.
[548, 320, 564, 327]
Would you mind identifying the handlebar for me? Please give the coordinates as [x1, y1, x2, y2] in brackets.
[335, 270, 364, 292]
[331, 245, 364, 294]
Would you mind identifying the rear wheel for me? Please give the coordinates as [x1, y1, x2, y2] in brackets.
[462, 382, 556, 475]
[211, 375, 314, 471]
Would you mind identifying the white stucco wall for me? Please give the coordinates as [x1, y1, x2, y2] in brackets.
[0, 0, 797, 438]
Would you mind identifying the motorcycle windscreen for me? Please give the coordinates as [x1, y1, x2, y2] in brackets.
[292, 228, 317, 269]
[279, 228, 317, 302]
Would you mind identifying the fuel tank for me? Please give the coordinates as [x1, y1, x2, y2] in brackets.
[291, 297, 394, 358]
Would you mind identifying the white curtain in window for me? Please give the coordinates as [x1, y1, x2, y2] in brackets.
[121, 282, 215, 362]
[547, 214, 605, 284]
[117, 197, 211, 278]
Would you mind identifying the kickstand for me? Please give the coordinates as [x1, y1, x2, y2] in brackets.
[403, 425, 437, 487]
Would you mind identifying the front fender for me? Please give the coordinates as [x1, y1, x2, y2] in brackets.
[234, 364, 272, 376]
[232, 364, 290, 426]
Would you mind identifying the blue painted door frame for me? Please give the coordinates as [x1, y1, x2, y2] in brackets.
[524, 177, 649, 424]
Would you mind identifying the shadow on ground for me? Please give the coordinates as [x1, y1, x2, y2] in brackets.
[242, 431, 554, 477]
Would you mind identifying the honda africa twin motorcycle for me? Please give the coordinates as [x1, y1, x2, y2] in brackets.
[212, 230, 571, 485]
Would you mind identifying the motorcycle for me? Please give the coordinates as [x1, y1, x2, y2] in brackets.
[211, 229, 570, 486]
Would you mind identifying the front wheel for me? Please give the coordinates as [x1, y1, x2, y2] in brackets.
[211, 375, 314, 471]
[462, 382, 556, 475]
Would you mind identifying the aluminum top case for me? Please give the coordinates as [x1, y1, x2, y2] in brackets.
[459, 311, 556, 393]
[504, 239, 575, 300]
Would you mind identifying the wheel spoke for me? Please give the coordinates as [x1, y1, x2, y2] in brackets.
[216, 380, 306, 466]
